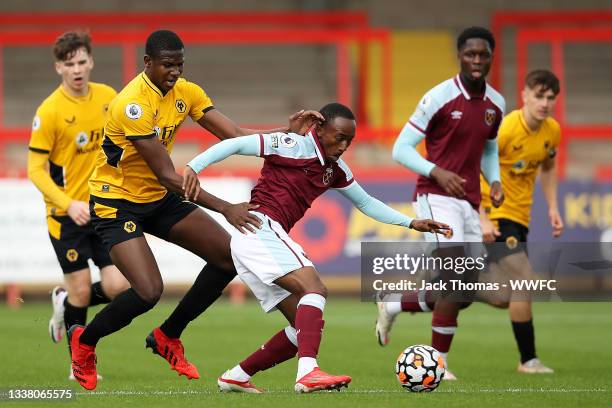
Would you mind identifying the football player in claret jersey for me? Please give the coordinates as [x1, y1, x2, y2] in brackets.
[68, 30, 323, 390]
[480, 70, 562, 374]
[182, 103, 450, 393]
[27, 31, 129, 379]
[375, 27, 506, 380]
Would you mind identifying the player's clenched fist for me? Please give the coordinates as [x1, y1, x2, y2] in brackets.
[430, 166, 466, 198]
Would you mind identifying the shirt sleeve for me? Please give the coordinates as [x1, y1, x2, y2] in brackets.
[392, 122, 436, 177]
[187, 134, 259, 173]
[331, 159, 355, 189]
[114, 100, 157, 140]
[549, 119, 562, 158]
[28, 105, 56, 153]
[336, 181, 413, 228]
[406, 89, 442, 137]
[27, 150, 72, 211]
[259, 132, 305, 162]
[187, 82, 214, 122]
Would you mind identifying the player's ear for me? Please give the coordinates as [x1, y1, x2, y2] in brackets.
[143, 55, 152, 69]
[521, 88, 528, 105]
[54, 61, 62, 76]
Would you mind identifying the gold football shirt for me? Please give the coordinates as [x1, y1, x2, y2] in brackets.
[89, 73, 213, 203]
[29, 82, 117, 217]
[481, 109, 561, 227]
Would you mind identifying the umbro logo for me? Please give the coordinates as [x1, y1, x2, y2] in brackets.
[451, 110, 462, 120]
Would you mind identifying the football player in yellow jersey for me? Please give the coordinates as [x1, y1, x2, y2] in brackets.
[68, 30, 323, 390]
[27, 32, 129, 378]
[480, 69, 563, 374]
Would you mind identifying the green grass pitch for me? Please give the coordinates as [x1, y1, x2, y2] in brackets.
[1, 299, 610, 407]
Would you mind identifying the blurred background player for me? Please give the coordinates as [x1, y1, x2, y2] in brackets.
[68, 29, 321, 390]
[27, 31, 130, 379]
[375, 26, 505, 380]
[480, 69, 562, 374]
[183, 102, 450, 393]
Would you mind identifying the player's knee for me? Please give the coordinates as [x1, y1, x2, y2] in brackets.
[488, 299, 509, 309]
[301, 283, 327, 300]
[69, 285, 91, 307]
[135, 281, 164, 305]
[105, 279, 130, 299]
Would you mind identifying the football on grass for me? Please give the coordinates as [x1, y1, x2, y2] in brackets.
[395, 345, 445, 392]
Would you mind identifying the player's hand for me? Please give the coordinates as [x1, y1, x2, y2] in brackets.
[480, 215, 500, 243]
[549, 208, 564, 238]
[288, 109, 325, 135]
[222, 202, 262, 234]
[430, 167, 466, 198]
[490, 181, 504, 208]
[67, 200, 90, 226]
[409, 219, 453, 238]
[182, 166, 201, 201]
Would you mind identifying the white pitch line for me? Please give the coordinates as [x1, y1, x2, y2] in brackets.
[74, 388, 608, 397]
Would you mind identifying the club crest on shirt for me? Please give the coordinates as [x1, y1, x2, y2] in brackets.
[125, 103, 143, 120]
[485, 109, 496, 126]
[175, 99, 186, 113]
[323, 167, 334, 185]
[75, 131, 89, 148]
[280, 135, 297, 148]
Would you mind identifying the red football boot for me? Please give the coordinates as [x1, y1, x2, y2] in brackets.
[68, 325, 98, 390]
[145, 327, 200, 379]
[294, 368, 351, 393]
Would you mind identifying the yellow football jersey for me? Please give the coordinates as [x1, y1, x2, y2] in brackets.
[481, 109, 561, 227]
[89, 73, 213, 203]
[29, 82, 117, 216]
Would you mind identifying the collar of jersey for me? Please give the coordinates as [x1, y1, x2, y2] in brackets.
[58, 84, 93, 103]
[307, 128, 326, 166]
[141, 72, 165, 98]
[454, 74, 488, 101]
[518, 109, 541, 135]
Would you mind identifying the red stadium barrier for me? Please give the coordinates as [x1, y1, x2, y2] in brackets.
[516, 27, 612, 179]
[0, 16, 394, 174]
[491, 11, 612, 180]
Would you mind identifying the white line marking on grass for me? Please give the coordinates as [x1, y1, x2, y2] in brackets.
[75, 388, 608, 397]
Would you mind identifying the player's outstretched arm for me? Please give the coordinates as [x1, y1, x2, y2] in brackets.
[336, 181, 450, 236]
[197, 109, 323, 140]
[132, 136, 261, 232]
[182, 135, 260, 200]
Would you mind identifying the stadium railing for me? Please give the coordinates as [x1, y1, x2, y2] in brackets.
[491, 10, 612, 179]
